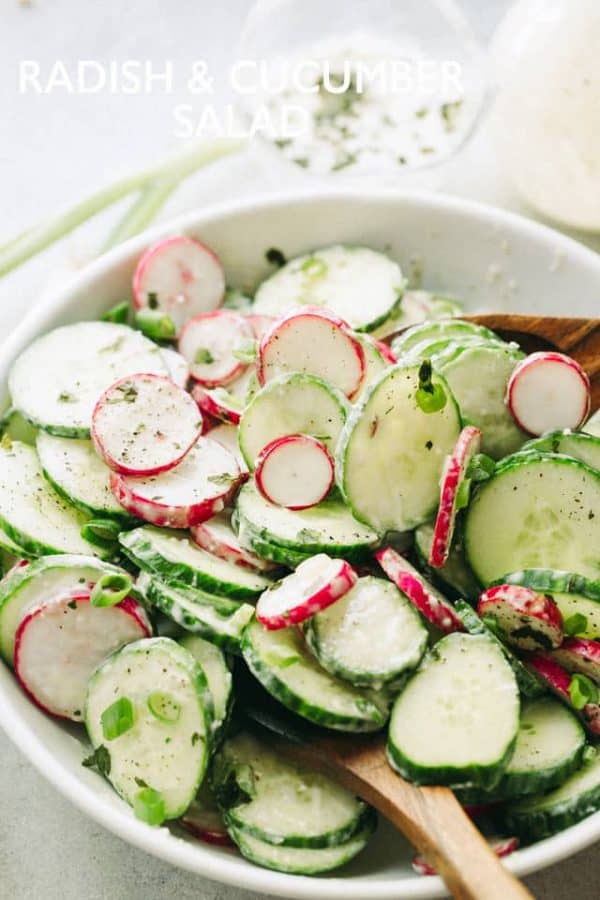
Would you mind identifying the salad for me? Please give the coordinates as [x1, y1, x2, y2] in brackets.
[1, 234, 600, 877]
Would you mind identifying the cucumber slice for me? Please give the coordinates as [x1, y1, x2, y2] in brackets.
[387, 632, 519, 788]
[0, 441, 109, 559]
[465, 453, 600, 585]
[228, 823, 374, 874]
[9, 322, 167, 437]
[502, 747, 600, 840]
[238, 373, 348, 470]
[0, 407, 38, 445]
[235, 480, 379, 563]
[303, 576, 428, 687]
[0, 554, 128, 663]
[85, 637, 212, 820]
[413, 523, 480, 600]
[119, 526, 271, 600]
[524, 430, 600, 472]
[179, 635, 233, 740]
[458, 698, 586, 803]
[236, 526, 312, 569]
[242, 617, 388, 732]
[391, 320, 499, 359]
[212, 732, 373, 848]
[136, 573, 254, 654]
[497, 569, 600, 641]
[353, 336, 389, 402]
[253, 245, 404, 333]
[36, 432, 129, 520]
[337, 364, 461, 533]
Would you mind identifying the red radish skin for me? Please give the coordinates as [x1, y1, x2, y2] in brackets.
[376, 548, 464, 634]
[257, 307, 366, 399]
[111, 437, 242, 529]
[133, 235, 225, 333]
[191, 511, 275, 572]
[14, 591, 151, 721]
[526, 653, 600, 736]
[551, 638, 600, 685]
[477, 584, 563, 651]
[506, 351, 591, 436]
[180, 792, 233, 847]
[91, 373, 202, 476]
[374, 340, 397, 364]
[179, 310, 254, 387]
[256, 554, 358, 630]
[191, 383, 242, 426]
[429, 426, 481, 569]
[180, 815, 233, 847]
[412, 836, 519, 876]
[255, 434, 335, 510]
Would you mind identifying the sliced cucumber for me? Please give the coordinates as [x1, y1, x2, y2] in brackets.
[0, 554, 126, 663]
[524, 430, 600, 473]
[238, 373, 348, 470]
[353, 336, 389, 402]
[458, 698, 586, 803]
[9, 322, 166, 437]
[136, 573, 254, 654]
[497, 569, 600, 641]
[502, 747, 600, 840]
[0, 407, 37, 445]
[119, 526, 271, 601]
[253, 245, 404, 333]
[413, 523, 479, 600]
[337, 364, 461, 533]
[85, 637, 212, 820]
[0, 441, 109, 559]
[387, 632, 519, 788]
[242, 617, 388, 733]
[236, 526, 311, 569]
[212, 731, 373, 848]
[465, 453, 600, 585]
[36, 432, 129, 520]
[303, 576, 427, 687]
[235, 480, 379, 563]
[228, 823, 373, 874]
[179, 634, 233, 739]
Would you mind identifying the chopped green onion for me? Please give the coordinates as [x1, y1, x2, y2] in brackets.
[101, 697, 135, 740]
[563, 613, 588, 637]
[101, 301, 130, 324]
[134, 787, 166, 826]
[91, 572, 132, 608]
[147, 691, 181, 723]
[134, 309, 176, 341]
[82, 744, 111, 776]
[569, 674, 599, 710]
[81, 519, 121, 547]
[416, 360, 447, 413]
[194, 347, 214, 365]
[455, 477, 471, 511]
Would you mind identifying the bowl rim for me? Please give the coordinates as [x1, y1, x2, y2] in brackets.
[1, 186, 599, 899]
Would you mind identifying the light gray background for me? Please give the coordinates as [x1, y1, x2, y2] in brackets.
[0, 1, 598, 897]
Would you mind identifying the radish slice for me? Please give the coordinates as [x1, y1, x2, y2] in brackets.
[246, 314, 275, 340]
[506, 351, 591, 435]
[526, 653, 600, 736]
[133, 236, 225, 333]
[478, 584, 563, 651]
[412, 836, 519, 876]
[255, 434, 334, 510]
[376, 548, 464, 634]
[111, 437, 241, 528]
[256, 554, 357, 629]
[257, 307, 366, 399]
[180, 784, 233, 847]
[205, 422, 248, 473]
[160, 347, 190, 388]
[92, 373, 202, 476]
[374, 339, 397, 364]
[14, 590, 151, 721]
[179, 310, 254, 387]
[551, 638, 600, 685]
[191, 383, 243, 426]
[429, 426, 482, 569]
[191, 511, 275, 572]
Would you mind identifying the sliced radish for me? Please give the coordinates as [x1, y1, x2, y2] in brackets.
[191, 510, 275, 572]
[256, 554, 357, 629]
[255, 434, 334, 510]
[375, 548, 464, 634]
[180, 784, 233, 847]
[191, 383, 243, 426]
[412, 836, 519, 876]
[526, 653, 600, 736]
[257, 307, 366, 399]
[91, 373, 202, 476]
[179, 310, 254, 387]
[133, 235, 225, 333]
[160, 347, 190, 388]
[429, 426, 482, 569]
[506, 352, 591, 435]
[110, 437, 241, 528]
[205, 422, 248, 473]
[477, 585, 563, 651]
[551, 638, 600, 685]
[246, 314, 275, 340]
[14, 590, 151, 720]
[373, 339, 397, 365]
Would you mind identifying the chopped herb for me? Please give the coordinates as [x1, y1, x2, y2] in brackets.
[194, 347, 214, 365]
[0, 433, 12, 450]
[467, 453, 496, 483]
[440, 99, 464, 132]
[147, 292, 159, 310]
[134, 777, 149, 788]
[265, 247, 287, 267]
[207, 473, 235, 487]
[82, 744, 111, 777]
[563, 613, 588, 637]
[292, 157, 310, 169]
[101, 696, 135, 741]
[58, 391, 77, 403]
[99, 335, 126, 354]
[569, 673, 599, 709]
[415, 107, 429, 118]
[106, 382, 138, 403]
[191, 732, 203, 746]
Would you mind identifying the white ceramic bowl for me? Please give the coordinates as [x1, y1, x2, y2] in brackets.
[1, 191, 599, 899]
